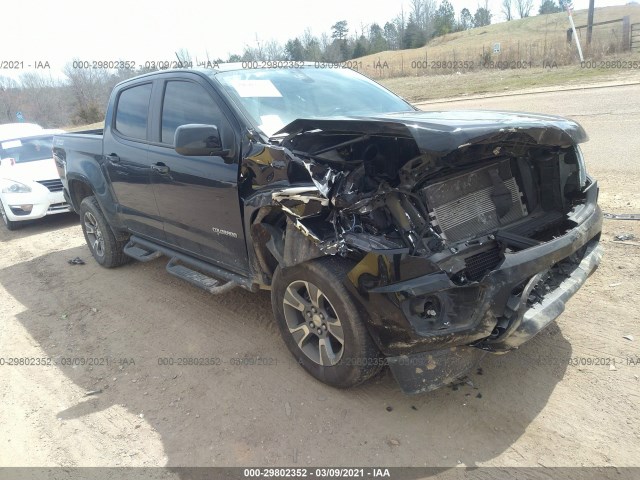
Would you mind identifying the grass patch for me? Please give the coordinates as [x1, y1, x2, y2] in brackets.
[379, 62, 640, 103]
[357, 5, 640, 79]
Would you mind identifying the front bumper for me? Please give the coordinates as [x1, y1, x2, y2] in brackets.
[387, 239, 602, 394]
[346, 183, 603, 394]
[480, 239, 603, 352]
[2, 190, 70, 221]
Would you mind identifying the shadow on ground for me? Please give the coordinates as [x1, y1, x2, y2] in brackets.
[0, 212, 78, 242]
[0, 244, 572, 469]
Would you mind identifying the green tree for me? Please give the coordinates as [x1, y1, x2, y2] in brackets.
[403, 19, 427, 48]
[331, 20, 349, 40]
[459, 8, 474, 29]
[473, 6, 492, 27]
[433, 0, 456, 36]
[383, 22, 400, 49]
[369, 23, 388, 53]
[352, 36, 369, 58]
[330, 20, 350, 61]
[301, 29, 322, 61]
[539, 0, 562, 14]
[285, 38, 305, 61]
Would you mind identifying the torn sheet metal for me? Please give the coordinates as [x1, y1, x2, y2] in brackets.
[243, 110, 594, 274]
[240, 108, 603, 386]
[271, 186, 329, 219]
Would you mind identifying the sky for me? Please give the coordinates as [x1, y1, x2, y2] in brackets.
[1, 0, 632, 80]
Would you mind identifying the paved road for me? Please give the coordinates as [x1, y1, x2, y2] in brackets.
[418, 83, 640, 175]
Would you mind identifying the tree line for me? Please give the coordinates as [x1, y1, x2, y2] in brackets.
[0, 68, 141, 128]
[240, 0, 570, 62]
[0, 0, 571, 127]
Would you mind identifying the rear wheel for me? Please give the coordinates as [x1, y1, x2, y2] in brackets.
[79, 196, 129, 267]
[0, 199, 20, 231]
[272, 257, 383, 388]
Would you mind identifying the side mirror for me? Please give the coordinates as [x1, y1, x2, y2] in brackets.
[174, 124, 229, 157]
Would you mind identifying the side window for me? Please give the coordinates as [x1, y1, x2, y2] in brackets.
[115, 83, 152, 140]
[161, 81, 228, 145]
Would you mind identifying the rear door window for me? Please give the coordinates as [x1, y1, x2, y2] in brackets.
[115, 83, 152, 140]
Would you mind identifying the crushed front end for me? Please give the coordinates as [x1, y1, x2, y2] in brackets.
[243, 111, 603, 394]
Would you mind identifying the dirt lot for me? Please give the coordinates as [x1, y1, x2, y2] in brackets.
[0, 84, 638, 470]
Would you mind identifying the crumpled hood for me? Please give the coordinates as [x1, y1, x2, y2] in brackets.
[277, 110, 588, 156]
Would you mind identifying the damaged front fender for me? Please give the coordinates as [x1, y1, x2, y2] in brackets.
[240, 110, 602, 394]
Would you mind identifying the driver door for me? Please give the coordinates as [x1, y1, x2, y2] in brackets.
[147, 77, 249, 275]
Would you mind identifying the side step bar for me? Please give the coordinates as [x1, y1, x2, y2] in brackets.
[166, 258, 237, 295]
[123, 243, 163, 262]
[123, 236, 257, 293]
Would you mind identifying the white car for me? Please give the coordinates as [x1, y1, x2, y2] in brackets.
[0, 123, 71, 230]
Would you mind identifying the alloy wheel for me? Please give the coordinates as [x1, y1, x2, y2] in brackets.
[282, 280, 345, 366]
[84, 211, 105, 257]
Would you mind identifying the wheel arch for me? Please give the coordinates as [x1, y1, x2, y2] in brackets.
[68, 174, 128, 241]
[68, 177, 94, 211]
[249, 206, 333, 286]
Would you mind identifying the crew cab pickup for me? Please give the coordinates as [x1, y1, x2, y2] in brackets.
[54, 66, 603, 394]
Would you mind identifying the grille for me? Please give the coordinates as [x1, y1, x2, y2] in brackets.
[48, 202, 70, 212]
[464, 247, 502, 281]
[423, 160, 527, 243]
[37, 179, 64, 192]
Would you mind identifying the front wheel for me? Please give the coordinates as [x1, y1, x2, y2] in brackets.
[0, 198, 20, 231]
[271, 257, 383, 388]
[79, 196, 129, 268]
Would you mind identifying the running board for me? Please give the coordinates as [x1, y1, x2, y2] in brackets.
[123, 241, 163, 262]
[124, 235, 257, 293]
[166, 258, 237, 295]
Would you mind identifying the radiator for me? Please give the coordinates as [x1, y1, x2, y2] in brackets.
[422, 160, 527, 243]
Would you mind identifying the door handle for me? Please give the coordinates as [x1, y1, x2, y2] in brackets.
[106, 153, 120, 164]
[151, 163, 170, 174]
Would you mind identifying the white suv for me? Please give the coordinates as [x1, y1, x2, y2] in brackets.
[0, 123, 70, 230]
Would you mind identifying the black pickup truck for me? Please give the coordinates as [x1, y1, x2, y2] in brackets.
[53, 65, 603, 394]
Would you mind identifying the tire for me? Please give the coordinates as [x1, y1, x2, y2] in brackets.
[0, 198, 20, 231]
[271, 256, 383, 388]
[79, 196, 129, 268]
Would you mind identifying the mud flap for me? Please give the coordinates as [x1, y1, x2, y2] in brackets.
[386, 346, 486, 395]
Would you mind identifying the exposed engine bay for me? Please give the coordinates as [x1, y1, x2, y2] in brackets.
[244, 114, 591, 289]
[241, 110, 601, 394]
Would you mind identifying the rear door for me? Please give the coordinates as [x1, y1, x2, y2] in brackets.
[103, 81, 164, 239]
[147, 75, 249, 274]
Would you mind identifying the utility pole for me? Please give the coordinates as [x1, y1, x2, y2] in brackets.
[587, 0, 595, 45]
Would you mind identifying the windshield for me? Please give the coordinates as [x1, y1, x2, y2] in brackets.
[214, 68, 414, 137]
[0, 135, 54, 163]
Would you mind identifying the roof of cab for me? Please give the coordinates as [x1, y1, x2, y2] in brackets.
[113, 62, 319, 88]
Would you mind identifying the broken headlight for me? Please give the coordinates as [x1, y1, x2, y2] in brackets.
[400, 286, 483, 335]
